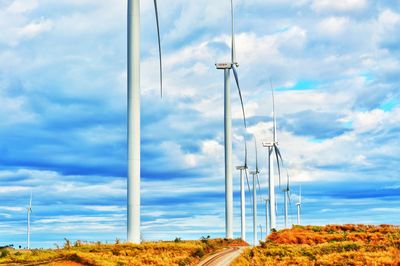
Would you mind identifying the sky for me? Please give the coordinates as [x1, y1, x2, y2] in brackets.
[0, 0, 399, 248]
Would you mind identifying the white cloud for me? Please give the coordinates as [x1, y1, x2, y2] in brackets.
[0, 206, 24, 212]
[6, 0, 38, 14]
[0, 95, 37, 126]
[0, 186, 29, 193]
[17, 18, 53, 39]
[316, 16, 350, 37]
[83, 206, 125, 212]
[378, 9, 400, 26]
[312, 0, 367, 13]
[352, 109, 385, 132]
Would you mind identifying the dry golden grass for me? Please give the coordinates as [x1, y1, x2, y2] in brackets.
[0, 237, 247, 266]
[231, 224, 400, 266]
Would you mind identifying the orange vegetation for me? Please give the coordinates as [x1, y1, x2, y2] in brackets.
[232, 224, 400, 266]
[0, 238, 247, 266]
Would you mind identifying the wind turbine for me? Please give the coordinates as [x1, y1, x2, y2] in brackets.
[127, 0, 163, 244]
[262, 84, 284, 232]
[27, 193, 32, 249]
[296, 186, 302, 225]
[282, 171, 291, 228]
[215, 0, 247, 239]
[236, 139, 251, 242]
[249, 139, 261, 245]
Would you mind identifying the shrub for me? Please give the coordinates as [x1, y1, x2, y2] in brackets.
[0, 250, 10, 258]
[192, 247, 205, 258]
[74, 240, 82, 247]
[64, 238, 71, 249]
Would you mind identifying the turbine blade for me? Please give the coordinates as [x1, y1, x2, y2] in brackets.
[232, 64, 248, 167]
[231, 65, 247, 129]
[285, 167, 290, 191]
[270, 80, 277, 143]
[29, 192, 32, 208]
[254, 137, 259, 172]
[274, 145, 284, 188]
[288, 191, 293, 225]
[244, 138, 248, 168]
[230, 0, 236, 64]
[256, 174, 262, 203]
[299, 186, 302, 204]
[153, 0, 163, 98]
[244, 169, 252, 206]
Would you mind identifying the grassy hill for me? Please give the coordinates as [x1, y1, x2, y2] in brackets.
[2, 224, 399, 265]
[0, 237, 246, 266]
[232, 224, 400, 266]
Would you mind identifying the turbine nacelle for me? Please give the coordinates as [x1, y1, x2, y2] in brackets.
[262, 141, 278, 147]
[236, 165, 247, 170]
[215, 63, 233, 70]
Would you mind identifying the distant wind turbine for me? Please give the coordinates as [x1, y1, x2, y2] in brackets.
[262, 84, 284, 232]
[236, 140, 251, 242]
[249, 138, 261, 245]
[127, 0, 163, 244]
[27, 193, 32, 249]
[215, 0, 247, 239]
[282, 168, 292, 228]
[296, 186, 302, 225]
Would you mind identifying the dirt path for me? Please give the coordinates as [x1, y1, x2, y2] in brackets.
[197, 247, 245, 266]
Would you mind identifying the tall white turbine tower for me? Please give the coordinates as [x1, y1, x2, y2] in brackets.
[236, 140, 250, 242]
[216, 0, 247, 239]
[27, 193, 32, 249]
[249, 171, 257, 244]
[264, 197, 270, 236]
[127, 0, 162, 244]
[296, 186, 302, 225]
[262, 85, 284, 232]
[249, 139, 260, 245]
[236, 165, 247, 241]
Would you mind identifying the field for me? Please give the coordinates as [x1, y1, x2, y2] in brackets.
[232, 224, 400, 266]
[0, 237, 246, 266]
[2, 225, 399, 266]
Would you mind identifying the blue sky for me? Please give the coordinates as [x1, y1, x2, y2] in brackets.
[0, 0, 399, 248]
